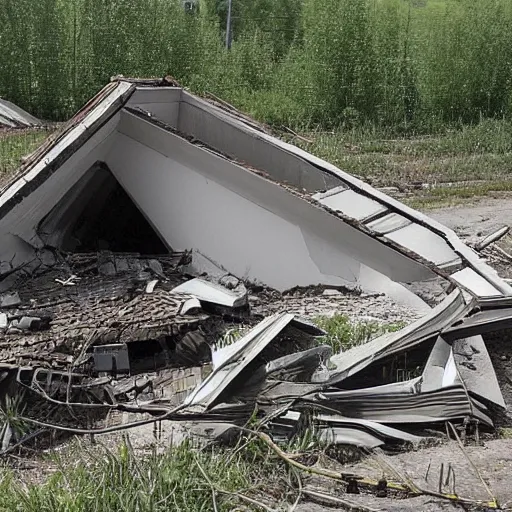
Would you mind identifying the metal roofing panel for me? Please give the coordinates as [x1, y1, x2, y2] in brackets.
[385, 224, 461, 266]
[326, 289, 468, 385]
[318, 387, 492, 425]
[421, 337, 458, 392]
[318, 427, 384, 448]
[366, 212, 412, 234]
[453, 336, 505, 409]
[315, 415, 424, 443]
[0, 114, 15, 128]
[185, 313, 297, 408]
[450, 267, 501, 297]
[443, 307, 512, 340]
[313, 188, 387, 220]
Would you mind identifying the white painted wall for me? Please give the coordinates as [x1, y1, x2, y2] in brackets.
[104, 111, 434, 307]
[128, 87, 182, 128]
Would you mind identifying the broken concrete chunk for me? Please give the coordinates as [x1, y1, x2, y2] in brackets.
[0, 313, 7, 330]
[115, 258, 129, 273]
[219, 275, 240, 290]
[180, 297, 202, 315]
[145, 280, 159, 293]
[38, 249, 56, 267]
[16, 316, 42, 331]
[147, 259, 164, 275]
[0, 292, 21, 308]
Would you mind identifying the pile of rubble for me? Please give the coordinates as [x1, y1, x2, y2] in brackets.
[0, 78, 511, 472]
[0, 245, 507, 456]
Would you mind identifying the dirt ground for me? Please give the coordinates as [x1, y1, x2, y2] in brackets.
[427, 195, 512, 238]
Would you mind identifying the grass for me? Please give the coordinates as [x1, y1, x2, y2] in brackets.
[406, 181, 512, 209]
[288, 119, 512, 206]
[498, 427, 512, 439]
[298, 119, 512, 189]
[314, 314, 405, 354]
[0, 130, 51, 187]
[0, 435, 285, 512]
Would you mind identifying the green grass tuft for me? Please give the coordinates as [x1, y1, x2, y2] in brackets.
[0, 130, 51, 186]
[0, 436, 282, 512]
[314, 314, 405, 354]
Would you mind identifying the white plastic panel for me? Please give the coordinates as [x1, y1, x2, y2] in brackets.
[450, 267, 501, 297]
[313, 188, 387, 221]
[386, 224, 461, 266]
[367, 213, 412, 234]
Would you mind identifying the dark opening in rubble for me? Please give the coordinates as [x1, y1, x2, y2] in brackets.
[38, 163, 168, 254]
[339, 338, 437, 390]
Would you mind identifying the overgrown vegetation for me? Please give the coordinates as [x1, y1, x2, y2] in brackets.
[315, 314, 405, 353]
[0, 130, 51, 185]
[0, 436, 285, 512]
[2, 0, 512, 133]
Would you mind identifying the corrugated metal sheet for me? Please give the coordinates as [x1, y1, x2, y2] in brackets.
[185, 313, 309, 408]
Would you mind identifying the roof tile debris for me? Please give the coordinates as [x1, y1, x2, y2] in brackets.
[0, 78, 511, 461]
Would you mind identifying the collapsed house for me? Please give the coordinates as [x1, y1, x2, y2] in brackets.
[0, 99, 41, 130]
[0, 77, 511, 453]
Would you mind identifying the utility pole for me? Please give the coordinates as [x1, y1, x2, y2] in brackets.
[225, 0, 233, 49]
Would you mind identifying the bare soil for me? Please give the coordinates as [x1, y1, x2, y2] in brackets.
[427, 196, 512, 239]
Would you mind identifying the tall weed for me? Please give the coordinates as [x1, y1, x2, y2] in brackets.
[1, 0, 512, 131]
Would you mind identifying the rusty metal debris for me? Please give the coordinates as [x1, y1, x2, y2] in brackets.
[0, 78, 512, 462]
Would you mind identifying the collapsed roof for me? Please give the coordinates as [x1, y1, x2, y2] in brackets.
[1, 77, 509, 303]
[0, 99, 41, 129]
[0, 77, 511, 453]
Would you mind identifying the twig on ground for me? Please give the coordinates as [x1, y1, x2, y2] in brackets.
[447, 422, 498, 507]
[237, 426, 500, 509]
[302, 489, 380, 512]
[425, 459, 431, 482]
[281, 126, 314, 144]
[193, 453, 219, 512]
[216, 490, 278, 512]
